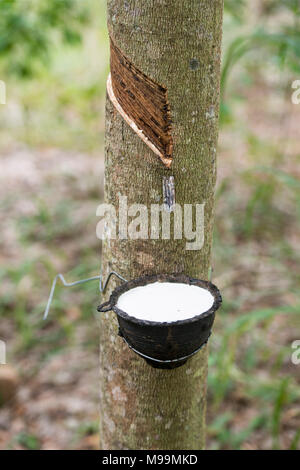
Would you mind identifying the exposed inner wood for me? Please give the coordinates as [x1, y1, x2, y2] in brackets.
[109, 37, 173, 167]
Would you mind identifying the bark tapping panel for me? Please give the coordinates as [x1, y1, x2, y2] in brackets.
[108, 37, 173, 168]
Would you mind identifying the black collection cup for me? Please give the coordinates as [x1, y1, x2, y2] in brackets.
[97, 273, 222, 369]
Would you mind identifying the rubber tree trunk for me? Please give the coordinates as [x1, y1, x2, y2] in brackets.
[100, 0, 224, 450]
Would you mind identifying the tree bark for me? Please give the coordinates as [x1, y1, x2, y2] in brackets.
[100, 0, 224, 450]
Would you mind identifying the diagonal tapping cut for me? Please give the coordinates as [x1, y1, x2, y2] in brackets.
[108, 37, 173, 168]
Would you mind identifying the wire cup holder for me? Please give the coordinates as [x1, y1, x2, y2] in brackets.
[44, 271, 221, 369]
[43, 270, 127, 320]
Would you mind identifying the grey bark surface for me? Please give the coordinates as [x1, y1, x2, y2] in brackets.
[100, 0, 224, 450]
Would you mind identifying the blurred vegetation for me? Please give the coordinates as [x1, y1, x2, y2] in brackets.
[0, 0, 299, 450]
[0, 0, 108, 151]
[0, 0, 89, 77]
